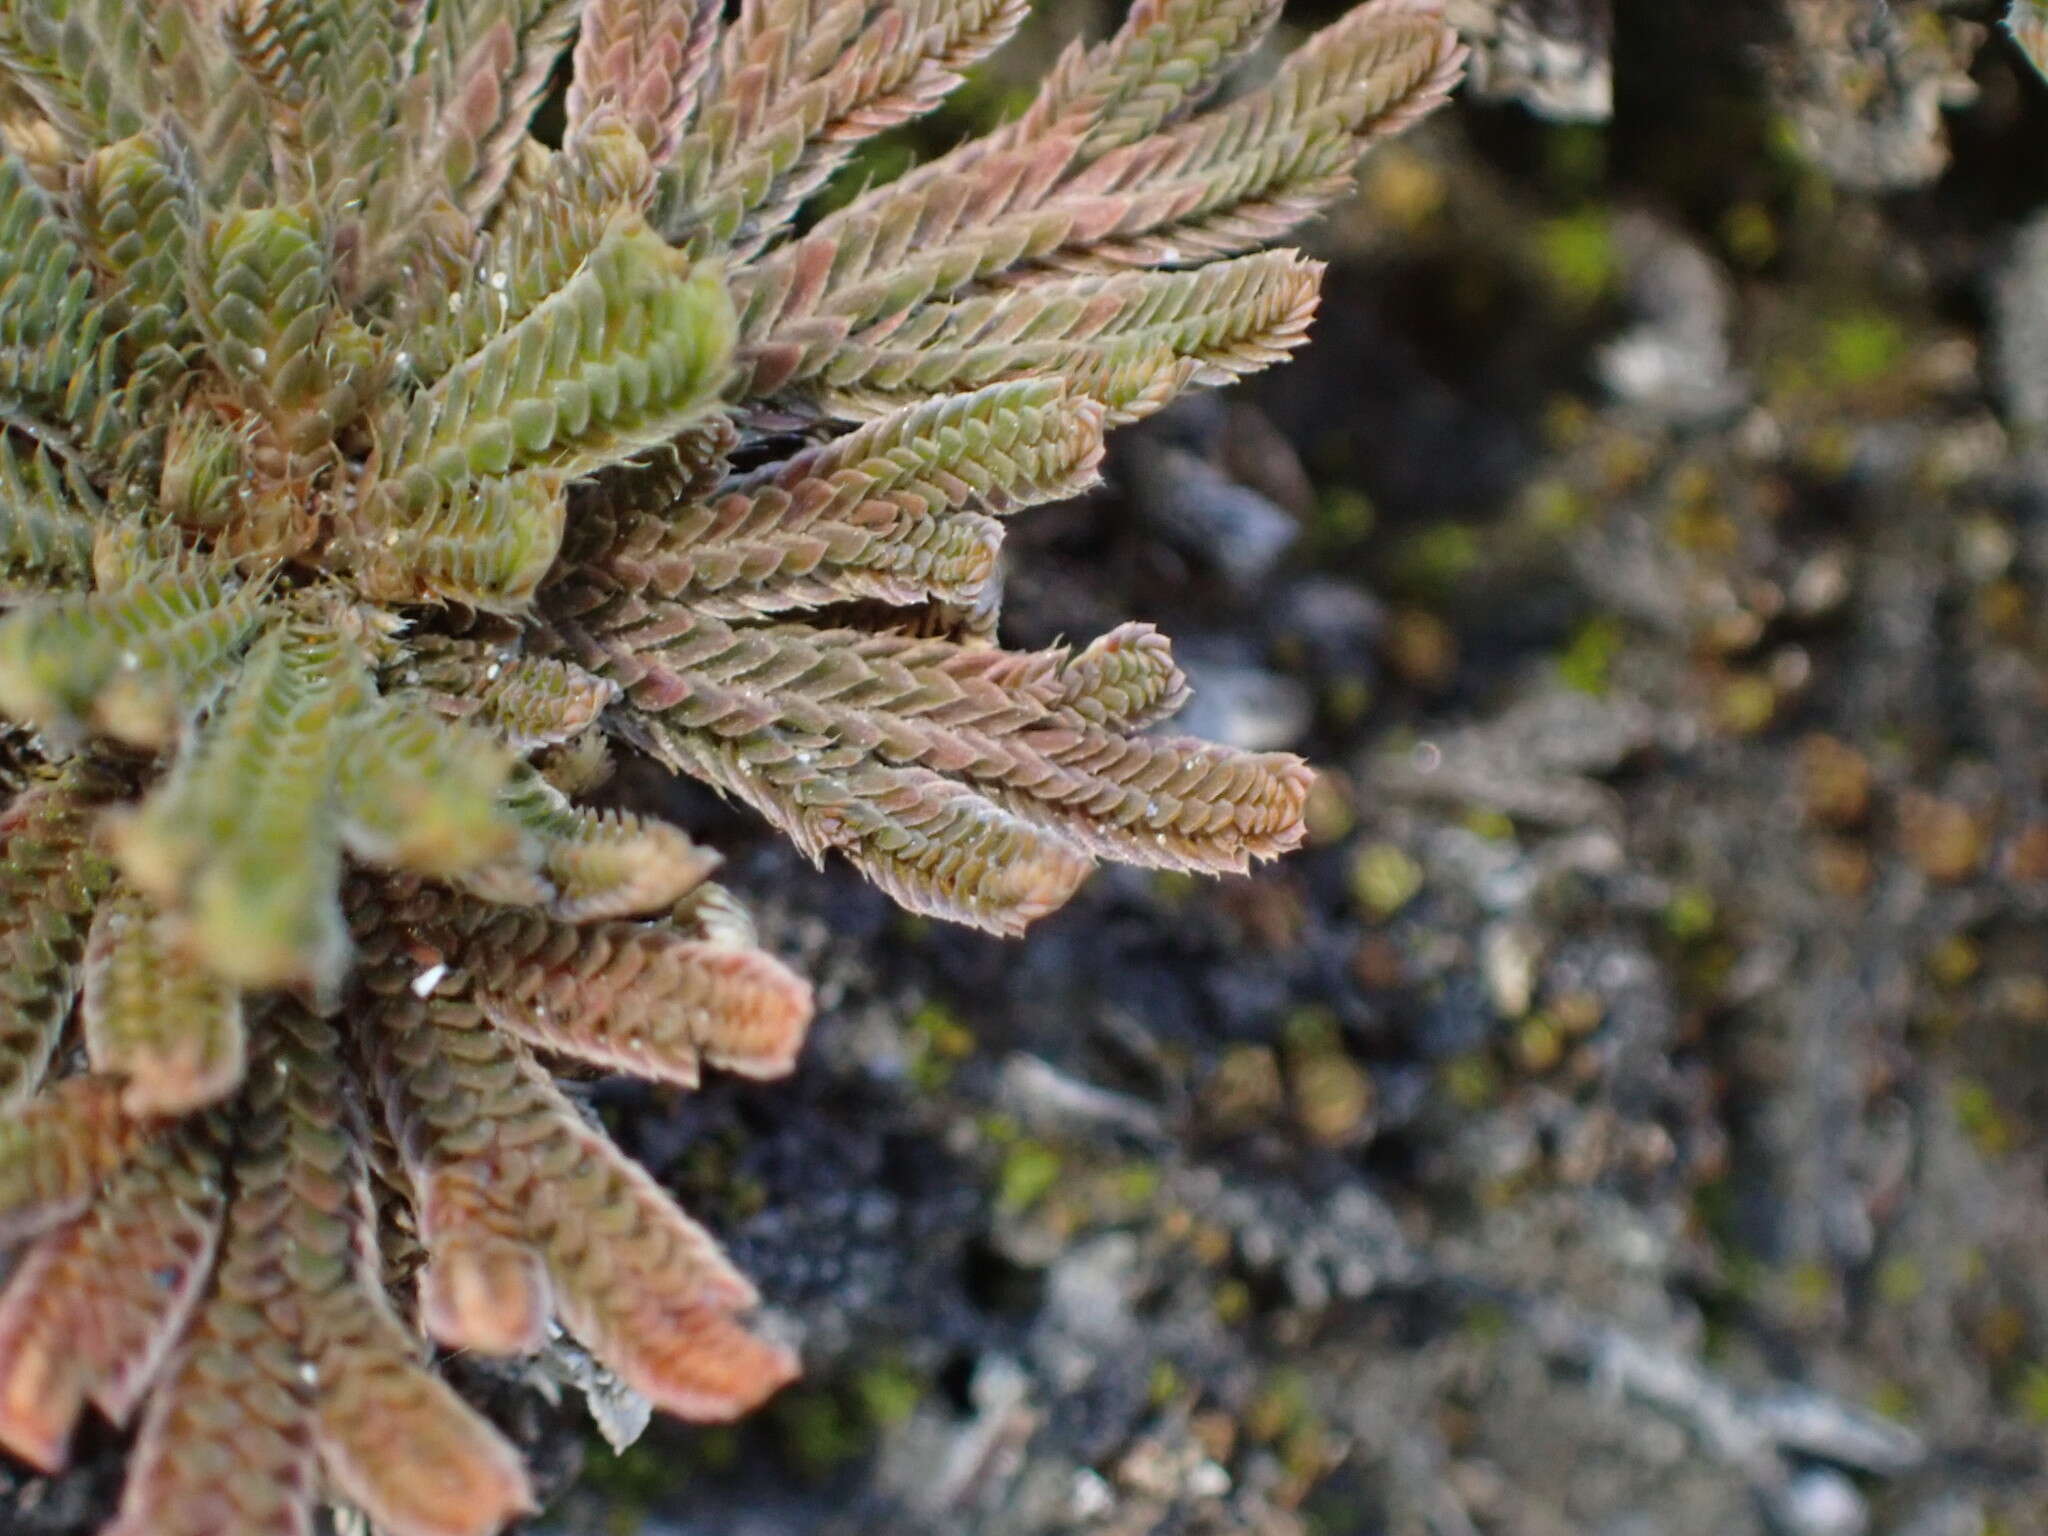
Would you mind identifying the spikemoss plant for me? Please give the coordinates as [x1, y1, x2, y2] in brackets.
[0, 0, 1463, 1530]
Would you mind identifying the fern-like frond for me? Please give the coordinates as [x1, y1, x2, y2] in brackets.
[569, 377, 1104, 616]
[0, 1113, 225, 1471]
[0, 757, 119, 1105]
[661, 0, 1028, 262]
[0, 561, 270, 746]
[406, 639, 618, 751]
[567, 0, 720, 164]
[336, 695, 522, 877]
[82, 884, 246, 1115]
[815, 249, 1323, 422]
[362, 220, 733, 558]
[456, 763, 722, 919]
[421, 887, 814, 1085]
[367, 983, 795, 1417]
[112, 612, 370, 991]
[736, 0, 1461, 388]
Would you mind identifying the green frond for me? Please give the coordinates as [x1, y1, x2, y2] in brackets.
[0, 560, 270, 747]
[81, 884, 247, 1116]
[577, 378, 1104, 616]
[456, 763, 722, 920]
[376, 0, 579, 249]
[0, 757, 120, 1106]
[737, 0, 1459, 372]
[368, 220, 734, 524]
[336, 695, 521, 878]
[346, 469, 570, 611]
[0, 436, 97, 596]
[404, 122, 655, 386]
[195, 203, 380, 447]
[112, 613, 370, 992]
[569, 609, 1310, 926]
[72, 133, 193, 355]
[988, 0, 1283, 158]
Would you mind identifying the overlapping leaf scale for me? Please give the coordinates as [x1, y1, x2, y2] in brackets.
[81, 883, 246, 1115]
[405, 123, 655, 386]
[399, 881, 813, 1087]
[72, 132, 193, 358]
[660, 0, 1028, 262]
[567, 0, 720, 165]
[0, 1075, 147, 1244]
[365, 975, 797, 1420]
[0, 1112, 226, 1473]
[734, 0, 1462, 388]
[249, 1005, 536, 1536]
[0, 437, 96, 596]
[380, 0, 579, 245]
[576, 378, 1104, 618]
[353, 219, 733, 609]
[352, 470, 571, 611]
[0, 0, 159, 155]
[0, 143, 125, 442]
[556, 601, 1305, 929]
[194, 203, 377, 450]
[818, 249, 1323, 423]
[1048, 0, 1468, 266]
[221, 0, 419, 238]
[0, 757, 119, 1105]
[455, 763, 722, 920]
[112, 613, 369, 992]
[0, 560, 270, 747]
[404, 636, 618, 752]
[896, 0, 1282, 194]
[103, 1026, 321, 1536]
[336, 694, 522, 879]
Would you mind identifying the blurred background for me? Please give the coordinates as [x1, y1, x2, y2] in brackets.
[255, 3, 2048, 1533]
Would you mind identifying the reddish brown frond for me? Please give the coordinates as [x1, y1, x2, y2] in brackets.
[0, 1114, 225, 1470]
[428, 894, 814, 1085]
[567, 0, 721, 164]
[366, 988, 793, 1417]
[0, 1075, 148, 1245]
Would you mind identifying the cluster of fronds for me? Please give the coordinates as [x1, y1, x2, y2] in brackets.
[0, 0, 1461, 1530]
